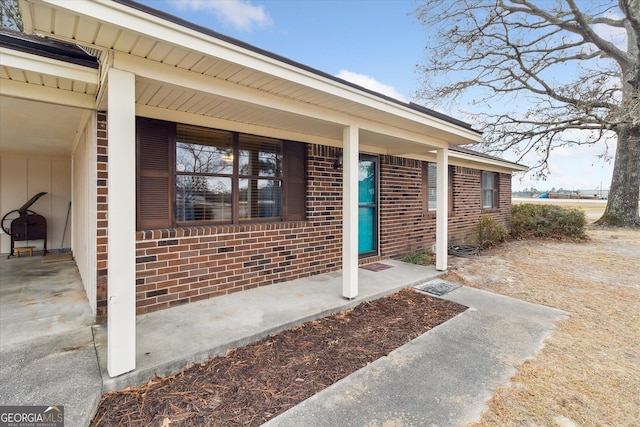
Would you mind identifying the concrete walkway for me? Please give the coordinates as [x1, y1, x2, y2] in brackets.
[1, 256, 567, 426]
[265, 283, 568, 426]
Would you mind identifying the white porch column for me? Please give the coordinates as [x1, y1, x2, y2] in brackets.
[342, 126, 359, 299]
[107, 68, 137, 377]
[435, 147, 449, 271]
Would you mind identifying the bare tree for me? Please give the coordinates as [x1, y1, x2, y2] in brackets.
[0, 0, 23, 31]
[413, 0, 639, 227]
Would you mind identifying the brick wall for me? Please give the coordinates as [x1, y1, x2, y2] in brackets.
[379, 156, 430, 256]
[498, 173, 512, 221]
[446, 166, 511, 245]
[131, 145, 343, 316]
[378, 159, 512, 258]
[96, 112, 108, 322]
[95, 135, 513, 322]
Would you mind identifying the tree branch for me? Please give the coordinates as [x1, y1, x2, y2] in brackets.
[505, 0, 632, 67]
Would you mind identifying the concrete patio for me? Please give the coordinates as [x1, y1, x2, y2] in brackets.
[93, 259, 442, 392]
[0, 256, 100, 427]
[0, 255, 567, 426]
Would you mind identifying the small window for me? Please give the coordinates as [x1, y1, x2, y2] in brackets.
[423, 162, 454, 213]
[427, 162, 437, 211]
[481, 171, 498, 209]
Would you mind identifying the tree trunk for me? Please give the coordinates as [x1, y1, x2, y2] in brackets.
[596, 125, 640, 227]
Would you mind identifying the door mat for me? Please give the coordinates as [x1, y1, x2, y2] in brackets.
[359, 262, 393, 272]
[414, 279, 461, 296]
[41, 252, 74, 263]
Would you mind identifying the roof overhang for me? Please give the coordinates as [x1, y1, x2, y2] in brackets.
[18, 0, 484, 156]
[0, 46, 98, 109]
[0, 29, 99, 156]
[448, 148, 528, 173]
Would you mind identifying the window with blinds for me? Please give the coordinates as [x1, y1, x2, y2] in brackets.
[137, 118, 306, 229]
[481, 171, 498, 209]
[422, 162, 454, 214]
[238, 134, 282, 221]
[176, 127, 234, 222]
[426, 162, 437, 211]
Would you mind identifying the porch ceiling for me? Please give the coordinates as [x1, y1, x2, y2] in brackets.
[133, 77, 345, 145]
[0, 28, 98, 156]
[132, 76, 438, 153]
[20, 0, 482, 153]
[0, 95, 87, 156]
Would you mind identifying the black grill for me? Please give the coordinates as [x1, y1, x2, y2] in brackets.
[2, 192, 48, 258]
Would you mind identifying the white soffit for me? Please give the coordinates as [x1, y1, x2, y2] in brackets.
[134, 78, 345, 145]
[22, 0, 482, 148]
[0, 47, 98, 109]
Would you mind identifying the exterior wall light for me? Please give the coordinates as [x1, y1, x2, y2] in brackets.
[333, 149, 343, 170]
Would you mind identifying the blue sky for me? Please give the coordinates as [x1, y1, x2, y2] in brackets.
[137, 0, 615, 193]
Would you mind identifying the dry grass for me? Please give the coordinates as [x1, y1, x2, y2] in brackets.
[445, 227, 640, 426]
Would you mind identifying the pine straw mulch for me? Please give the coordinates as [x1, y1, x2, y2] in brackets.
[91, 288, 466, 427]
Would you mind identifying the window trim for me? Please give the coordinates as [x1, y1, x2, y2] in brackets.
[481, 170, 499, 209]
[422, 162, 454, 215]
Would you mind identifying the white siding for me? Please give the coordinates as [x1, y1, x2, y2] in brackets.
[72, 113, 97, 315]
[0, 157, 27, 253]
[52, 159, 72, 250]
[0, 154, 71, 254]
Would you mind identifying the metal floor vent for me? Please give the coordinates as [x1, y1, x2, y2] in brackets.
[414, 279, 461, 296]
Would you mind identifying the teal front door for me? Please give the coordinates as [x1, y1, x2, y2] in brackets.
[358, 155, 378, 256]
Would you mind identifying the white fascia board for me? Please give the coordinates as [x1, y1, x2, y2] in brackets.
[35, 0, 480, 143]
[0, 78, 96, 109]
[449, 150, 528, 172]
[114, 53, 452, 148]
[0, 47, 98, 85]
[394, 150, 527, 173]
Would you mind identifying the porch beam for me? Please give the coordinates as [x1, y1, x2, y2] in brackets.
[107, 67, 137, 377]
[114, 52, 347, 126]
[385, 145, 438, 156]
[435, 147, 449, 271]
[342, 126, 359, 299]
[0, 78, 95, 110]
[136, 104, 339, 148]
